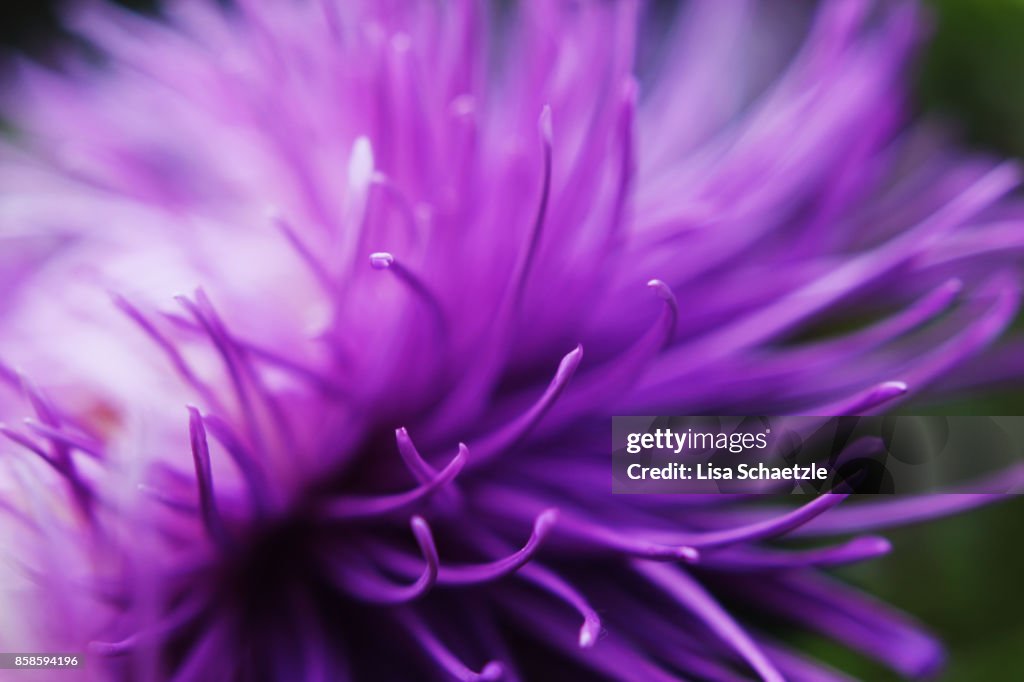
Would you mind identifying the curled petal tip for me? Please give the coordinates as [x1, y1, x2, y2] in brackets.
[578, 616, 601, 649]
[907, 640, 947, 680]
[646, 278, 675, 302]
[830, 379, 911, 414]
[480, 661, 504, 681]
[676, 546, 700, 562]
[535, 508, 560, 537]
[881, 381, 909, 395]
[855, 535, 893, 556]
[538, 105, 553, 143]
[369, 252, 395, 269]
[557, 344, 584, 378]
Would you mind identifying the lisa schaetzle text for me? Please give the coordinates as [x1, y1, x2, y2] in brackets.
[625, 460, 829, 482]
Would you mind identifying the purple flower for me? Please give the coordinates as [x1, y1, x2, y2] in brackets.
[0, 0, 1022, 680]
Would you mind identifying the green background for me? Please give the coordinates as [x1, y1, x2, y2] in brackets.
[821, 2, 1024, 679]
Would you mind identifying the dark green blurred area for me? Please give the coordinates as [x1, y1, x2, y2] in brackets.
[920, 0, 1024, 159]
[800, 502, 1024, 681]
[846, 4, 1024, 680]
